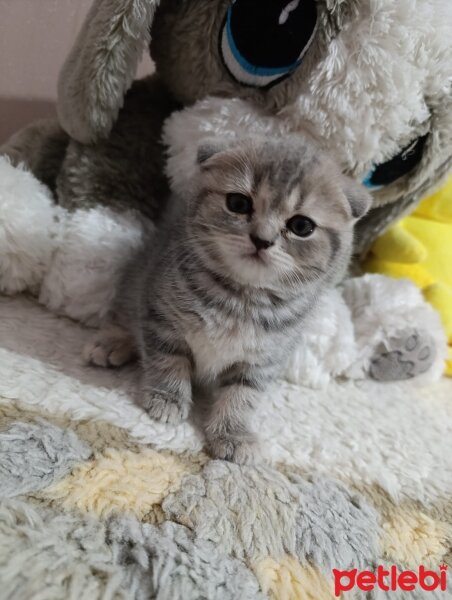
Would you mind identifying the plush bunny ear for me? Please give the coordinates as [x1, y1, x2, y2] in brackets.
[57, 0, 161, 143]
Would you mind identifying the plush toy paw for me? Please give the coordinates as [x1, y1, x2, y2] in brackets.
[341, 275, 447, 383]
[369, 328, 436, 381]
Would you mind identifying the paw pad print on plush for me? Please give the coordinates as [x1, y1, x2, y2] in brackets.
[369, 330, 435, 382]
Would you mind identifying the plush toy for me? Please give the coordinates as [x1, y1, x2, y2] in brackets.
[1, 0, 452, 382]
[364, 176, 452, 376]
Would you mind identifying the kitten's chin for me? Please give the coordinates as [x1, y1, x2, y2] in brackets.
[225, 254, 281, 287]
[215, 239, 284, 287]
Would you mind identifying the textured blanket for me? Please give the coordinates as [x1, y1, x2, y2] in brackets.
[0, 295, 451, 599]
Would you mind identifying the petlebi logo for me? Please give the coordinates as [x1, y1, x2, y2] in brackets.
[333, 564, 448, 596]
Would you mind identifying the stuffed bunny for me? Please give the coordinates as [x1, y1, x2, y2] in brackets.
[54, 0, 452, 249]
[1, 0, 452, 381]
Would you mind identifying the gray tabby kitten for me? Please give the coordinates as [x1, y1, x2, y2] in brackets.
[85, 135, 371, 464]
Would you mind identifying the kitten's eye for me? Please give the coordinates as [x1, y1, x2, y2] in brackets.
[226, 193, 253, 215]
[287, 215, 316, 238]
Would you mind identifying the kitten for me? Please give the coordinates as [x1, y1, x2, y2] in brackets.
[84, 135, 371, 464]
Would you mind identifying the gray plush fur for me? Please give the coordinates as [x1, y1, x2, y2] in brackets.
[0, 420, 91, 498]
[0, 119, 69, 196]
[108, 518, 264, 600]
[0, 79, 178, 218]
[57, 0, 161, 144]
[56, 0, 354, 138]
[149, 0, 323, 110]
[57, 78, 179, 218]
[85, 135, 370, 463]
[163, 461, 380, 570]
[162, 460, 302, 560]
[0, 500, 125, 600]
[0, 499, 263, 600]
[288, 472, 380, 572]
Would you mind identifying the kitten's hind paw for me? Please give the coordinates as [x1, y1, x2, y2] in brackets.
[140, 391, 191, 425]
[83, 326, 136, 368]
[369, 328, 435, 381]
[207, 436, 262, 465]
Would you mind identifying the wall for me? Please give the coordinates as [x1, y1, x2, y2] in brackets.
[0, 0, 152, 142]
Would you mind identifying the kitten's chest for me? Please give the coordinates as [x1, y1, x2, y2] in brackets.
[185, 321, 264, 380]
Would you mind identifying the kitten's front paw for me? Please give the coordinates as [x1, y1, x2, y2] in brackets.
[84, 327, 136, 368]
[140, 391, 191, 425]
[207, 436, 262, 465]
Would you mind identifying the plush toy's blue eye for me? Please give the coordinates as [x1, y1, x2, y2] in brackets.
[220, 0, 318, 89]
[362, 134, 428, 190]
[362, 169, 385, 192]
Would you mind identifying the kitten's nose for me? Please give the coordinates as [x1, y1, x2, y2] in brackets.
[250, 234, 274, 251]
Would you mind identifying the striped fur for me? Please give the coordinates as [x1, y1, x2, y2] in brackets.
[87, 135, 371, 463]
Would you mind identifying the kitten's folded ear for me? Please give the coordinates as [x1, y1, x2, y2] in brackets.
[197, 139, 231, 165]
[342, 176, 373, 221]
[57, 0, 161, 144]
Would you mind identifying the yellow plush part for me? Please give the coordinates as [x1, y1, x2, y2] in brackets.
[252, 557, 334, 600]
[415, 181, 452, 223]
[381, 506, 451, 569]
[40, 447, 191, 520]
[364, 175, 452, 376]
[371, 224, 428, 264]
